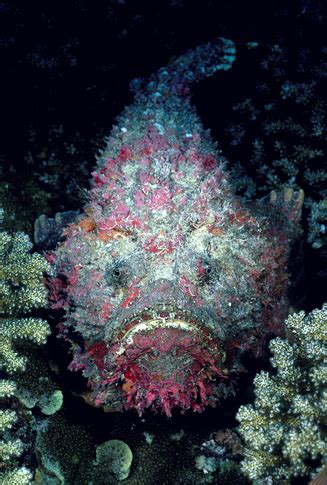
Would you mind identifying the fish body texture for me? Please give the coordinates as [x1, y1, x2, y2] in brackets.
[47, 39, 303, 416]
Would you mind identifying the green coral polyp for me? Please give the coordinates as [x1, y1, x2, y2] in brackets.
[38, 389, 64, 415]
[14, 348, 63, 415]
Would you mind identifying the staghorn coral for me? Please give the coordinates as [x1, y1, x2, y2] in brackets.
[236, 305, 327, 484]
[1, 317, 50, 373]
[0, 230, 51, 482]
[0, 378, 23, 466]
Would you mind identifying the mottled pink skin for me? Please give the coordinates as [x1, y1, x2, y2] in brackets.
[48, 39, 302, 416]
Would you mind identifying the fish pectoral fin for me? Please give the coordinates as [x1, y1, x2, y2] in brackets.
[268, 187, 304, 224]
[34, 210, 79, 251]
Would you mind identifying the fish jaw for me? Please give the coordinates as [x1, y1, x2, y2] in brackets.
[78, 312, 227, 417]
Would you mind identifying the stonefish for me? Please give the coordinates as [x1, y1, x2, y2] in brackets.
[39, 39, 303, 416]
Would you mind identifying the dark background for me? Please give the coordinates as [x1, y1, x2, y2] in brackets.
[1, 0, 326, 169]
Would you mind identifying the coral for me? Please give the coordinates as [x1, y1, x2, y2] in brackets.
[0, 376, 23, 464]
[194, 430, 245, 483]
[35, 412, 95, 485]
[0, 467, 33, 485]
[236, 305, 327, 483]
[0, 379, 16, 397]
[223, 43, 327, 247]
[0, 230, 51, 482]
[49, 38, 302, 417]
[14, 348, 63, 415]
[0, 318, 50, 373]
[95, 439, 133, 481]
[0, 409, 17, 433]
[212, 429, 244, 457]
[38, 389, 63, 416]
[195, 449, 223, 474]
[35, 413, 132, 484]
[308, 199, 327, 249]
[0, 231, 51, 316]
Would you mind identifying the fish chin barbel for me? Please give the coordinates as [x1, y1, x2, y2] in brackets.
[40, 38, 303, 416]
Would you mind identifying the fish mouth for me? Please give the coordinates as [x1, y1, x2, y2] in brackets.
[101, 304, 227, 416]
[115, 305, 215, 356]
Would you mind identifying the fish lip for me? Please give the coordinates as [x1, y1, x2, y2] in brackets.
[115, 304, 216, 349]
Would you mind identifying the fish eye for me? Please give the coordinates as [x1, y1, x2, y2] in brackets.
[105, 261, 129, 287]
[198, 257, 214, 284]
[203, 259, 213, 274]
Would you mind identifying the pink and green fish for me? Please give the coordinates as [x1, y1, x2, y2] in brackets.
[41, 39, 303, 416]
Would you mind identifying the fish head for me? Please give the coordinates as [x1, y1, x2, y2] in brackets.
[49, 149, 286, 416]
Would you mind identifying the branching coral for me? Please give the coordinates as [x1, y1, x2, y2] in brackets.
[0, 378, 23, 466]
[0, 467, 33, 485]
[0, 230, 51, 482]
[236, 305, 327, 483]
[0, 231, 50, 316]
[223, 44, 327, 248]
[1, 317, 51, 373]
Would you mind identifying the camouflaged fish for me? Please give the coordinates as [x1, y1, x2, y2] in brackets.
[37, 38, 304, 416]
